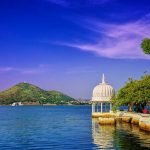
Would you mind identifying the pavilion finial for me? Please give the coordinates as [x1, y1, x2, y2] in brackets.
[102, 73, 105, 84]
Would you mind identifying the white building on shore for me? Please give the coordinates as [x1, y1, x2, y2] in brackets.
[91, 74, 115, 113]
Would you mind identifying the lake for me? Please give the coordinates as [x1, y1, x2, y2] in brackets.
[0, 106, 150, 150]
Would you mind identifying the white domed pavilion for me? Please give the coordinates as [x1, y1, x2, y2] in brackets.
[92, 74, 115, 113]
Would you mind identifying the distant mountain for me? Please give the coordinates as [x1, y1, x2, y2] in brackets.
[0, 82, 75, 105]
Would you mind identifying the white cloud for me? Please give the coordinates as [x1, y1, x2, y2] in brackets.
[0, 67, 18, 72]
[46, 0, 69, 7]
[46, 0, 113, 7]
[0, 65, 48, 75]
[57, 14, 150, 59]
[88, 0, 114, 5]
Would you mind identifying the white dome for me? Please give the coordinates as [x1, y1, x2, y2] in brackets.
[92, 74, 115, 102]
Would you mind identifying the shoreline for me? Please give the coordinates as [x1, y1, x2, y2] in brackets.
[0, 104, 91, 106]
[92, 112, 150, 132]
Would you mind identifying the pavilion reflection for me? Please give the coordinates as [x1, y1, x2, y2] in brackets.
[92, 119, 115, 149]
[92, 119, 150, 150]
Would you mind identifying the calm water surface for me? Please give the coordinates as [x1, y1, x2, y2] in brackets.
[0, 106, 150, 150]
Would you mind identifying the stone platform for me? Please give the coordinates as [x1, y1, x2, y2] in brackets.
[92, 112, 150, 132]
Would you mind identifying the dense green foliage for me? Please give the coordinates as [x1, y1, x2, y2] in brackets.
[141, 38, 150, 54]
[113, 74, 150, 111]
[0, 83, 75, 105]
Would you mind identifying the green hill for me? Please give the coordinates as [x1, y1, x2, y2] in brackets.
[0, 82, 75, 105]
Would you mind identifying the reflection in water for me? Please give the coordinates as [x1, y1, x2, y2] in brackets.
[92, 119, 116, 149]
[92, 119, 150, 150]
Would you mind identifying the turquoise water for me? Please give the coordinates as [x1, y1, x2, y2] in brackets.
[0, 106, 150, 150]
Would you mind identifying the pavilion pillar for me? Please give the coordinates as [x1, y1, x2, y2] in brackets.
[93, 103, 95, 113]
[101, 103, 103, 113]
[110, 103, 112, 112]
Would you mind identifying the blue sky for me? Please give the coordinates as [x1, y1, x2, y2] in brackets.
[0, 0, 150, 99]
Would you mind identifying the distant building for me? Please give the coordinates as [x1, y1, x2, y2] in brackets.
[91, 74, 115, 113]
[11, 102, 23, 106]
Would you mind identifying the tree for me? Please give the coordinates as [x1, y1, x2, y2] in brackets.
[113, 74, 150, 112]
[113, 79, 138, 111]
[136, 74, 150, 104]
[141, 38, 150, 54]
